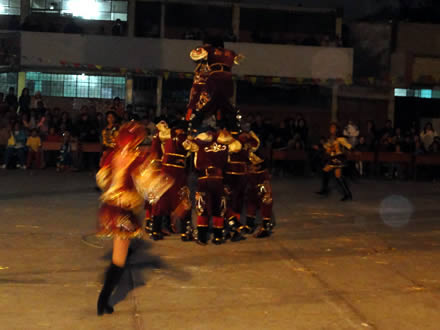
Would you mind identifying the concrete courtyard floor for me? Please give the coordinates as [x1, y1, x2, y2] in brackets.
[1, 170, 440, 330]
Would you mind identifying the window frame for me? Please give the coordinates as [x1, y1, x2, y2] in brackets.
[25, 72, 126, 99]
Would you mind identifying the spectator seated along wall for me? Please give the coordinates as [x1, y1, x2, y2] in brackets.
[26, 128, 42, 169]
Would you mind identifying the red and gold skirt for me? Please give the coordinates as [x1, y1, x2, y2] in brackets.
[96, 204, 143, 239]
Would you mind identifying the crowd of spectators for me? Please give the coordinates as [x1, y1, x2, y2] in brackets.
[257, 114, 440, 179]
[1, 87, 439, 180]
[0, 88, 163, 171]
[341, 119, 440, 155]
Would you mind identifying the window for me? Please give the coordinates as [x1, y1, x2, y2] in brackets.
[0, 72, 17, 94]
[26, 72, 125, 99]
[162, 78, 192, 106]
[394, 88, 407, 97]
[394, 88, 440, 99]
[31, 0, 128, 21]
[420, 89, 432, 99]
[0, 0, 20, 15]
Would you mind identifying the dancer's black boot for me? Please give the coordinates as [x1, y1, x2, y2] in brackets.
[181, 216, 194, 242]
[161, 216, 173, 236]
[255, 219, 272, 238]
[212, 227, 225, 245]
[228, 216, 246, 242]
[223, 218, 232, 240]
[196, 226, 208, 245]
[145, 218, 153, 234]
[316, 171, 330, 196]
[241, 216, 257, 234]
[337, 177, 352, 202]
[97, 263, 124, 316]
[151, 216, 163, 241]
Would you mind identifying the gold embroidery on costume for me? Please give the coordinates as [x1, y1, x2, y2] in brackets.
[220, 196, 227, 217]
[195, 191, 206, 215]
[102, 126, 118, 148]
[196, 91, 211, 110]
[204, 142, 227, 153]
[258, 180, 273, 205]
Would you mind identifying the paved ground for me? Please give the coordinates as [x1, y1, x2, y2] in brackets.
[1, 170, 440, 330]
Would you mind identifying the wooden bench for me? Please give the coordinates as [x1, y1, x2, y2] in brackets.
[271, 149, 307, 175]
[42, 141, 79, 152]
[272, 149, 307, 161]
[42, 141, 62, 151]
[376, 152, 412, 164]
[79, 143, 102, 153]
[376, 152, 413, 177]
[347, 151, 375, 162]
[414, 154, 440, 179]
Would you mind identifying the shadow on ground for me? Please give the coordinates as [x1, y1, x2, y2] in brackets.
[99, 239, 191, 307]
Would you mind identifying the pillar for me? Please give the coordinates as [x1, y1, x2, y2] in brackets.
[331, 84, 339, 122]
[335, 7, 343, 40]
[20, 0, 30, 24]
[388, 88, 395, 122]
[160, 3, 166, 38]
[232, 4, 240, 41]
[127, 0, 136, 37]
[125, 74, 133, 105]
[156, 75, 163, 117]
[17, 72, 26, 95]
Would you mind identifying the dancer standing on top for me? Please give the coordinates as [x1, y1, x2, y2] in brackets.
[186, 36, 244, 131]
[315, 122, 353, 201]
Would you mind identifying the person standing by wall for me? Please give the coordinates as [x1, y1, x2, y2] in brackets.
[26, 128, 42, 169]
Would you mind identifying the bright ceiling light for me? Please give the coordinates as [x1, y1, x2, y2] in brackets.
[65, 0, 99, 20]
[0, 5, 5, 14]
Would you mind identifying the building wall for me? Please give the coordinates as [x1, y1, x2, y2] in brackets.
[20, 32, 353, 79]
[349, 22, 392, 80]
[397, 22, 440, 56]
[412, 57, 440, 82]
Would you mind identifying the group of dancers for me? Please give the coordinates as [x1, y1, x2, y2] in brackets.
[142, 120, 274, 245]
[94, 36, 274, 316]
[94, 35, 353, 316]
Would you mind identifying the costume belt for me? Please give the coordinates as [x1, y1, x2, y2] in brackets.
[199, 167, 223, 180]
[225, 162, 247, 175]
[162, 153, 186, 168]
[210, 64, 231, 72]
